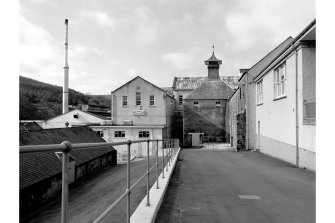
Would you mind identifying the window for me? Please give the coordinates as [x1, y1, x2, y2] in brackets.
[136, 92, 141, 106]
[216, 101, 221, 106]
[96, 131, 104, 137]
[139, 131, 150, 138]
[150, 95, 155, 106]
[303, 99, 315, 125]
[178, 95, 183, 104]
[123, 96, 127, 106]
[274, 64, 286, 98]
[193, 101, 199, 106]
[73, 114, 78, 118]
[114, 131, 125, 138]
[256, 80, 263, 104]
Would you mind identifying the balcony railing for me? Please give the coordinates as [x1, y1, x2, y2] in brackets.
[20, 138, 180, 223]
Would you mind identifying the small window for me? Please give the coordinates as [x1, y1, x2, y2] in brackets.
[114, 131, 125, 138]
[216, 101, 221, 106]
[96, 131, 104, 137]
[123, 96, 127, 106]
[150, 95, 155, 106]
[303, 99, 316, 125]
[136, 92, 141, 106]
[193, 101, 199, 107]
[178, 95, 183, 104]
[257, 80, 263, 104]
[274, 64, 286, 98]
[73, 114, 78, 118]
[139, 131, 150, 138]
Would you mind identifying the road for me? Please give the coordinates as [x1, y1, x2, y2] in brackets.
[21, 157, 162, 223]
[155, 147, 315, 223]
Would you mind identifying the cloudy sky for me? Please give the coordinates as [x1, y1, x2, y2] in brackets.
[20, 0, 315, 95]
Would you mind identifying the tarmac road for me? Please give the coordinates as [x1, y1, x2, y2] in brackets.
[155, 148, 315, 223]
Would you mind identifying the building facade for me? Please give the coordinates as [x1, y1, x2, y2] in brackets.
[92, 76, 175, 161]
[254, 20, 316, 170]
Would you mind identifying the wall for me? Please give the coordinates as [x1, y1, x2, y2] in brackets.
[184, 99, 227, 142]
[226, 90, 238, 148]
[91, 126, 164, 160]
[42, 110, 104, 129]
[113, 78, 172, 126]
[255, 43, 315, 170]
[173, 90, 193, 111]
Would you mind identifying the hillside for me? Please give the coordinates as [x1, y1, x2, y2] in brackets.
[19, 76, 110, 120]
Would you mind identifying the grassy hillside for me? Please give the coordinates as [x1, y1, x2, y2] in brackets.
[19, 76, 110, 120]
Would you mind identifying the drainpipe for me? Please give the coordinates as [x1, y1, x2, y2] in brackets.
[111, 92, 114, 123]
[245, 74, 249, 151]
[294, 46, 300, 168]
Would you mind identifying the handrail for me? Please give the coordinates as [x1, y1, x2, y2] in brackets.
[20, 138, 179, 223]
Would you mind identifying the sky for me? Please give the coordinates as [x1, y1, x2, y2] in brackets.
[20, 0, 315, 95]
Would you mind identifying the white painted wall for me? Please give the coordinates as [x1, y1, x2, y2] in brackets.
[113, 77, 174, 127]
[42, 110, 105, 129]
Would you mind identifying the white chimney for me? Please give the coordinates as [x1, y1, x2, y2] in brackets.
[63, 19, 69, 114]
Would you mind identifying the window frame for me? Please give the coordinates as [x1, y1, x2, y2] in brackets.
[193, 101, 199, 106]
[136, 92, 141, 106]
[178, 95, 183, 105]
[139, 131, 150, 138]
[149, 95, 155, 106]
[215, 101, 221, 106]
[256, 80, 263, 105]
[96, 130, 104, 138]
[274, 63, 287, 99]
[114, 131, 126, 138]
[122, 96, 128, 106]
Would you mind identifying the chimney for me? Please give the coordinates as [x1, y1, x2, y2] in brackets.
[63, 19, 69, 113]
[204, 46, 222, 80]
[239, 68, 249, 76]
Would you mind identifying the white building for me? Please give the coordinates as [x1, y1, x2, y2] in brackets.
[254, 20, 316, 170]
[41, 109, 110, 129]
[92, 76, 175, 162]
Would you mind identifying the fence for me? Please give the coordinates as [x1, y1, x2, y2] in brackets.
[19, 138, 180, 223]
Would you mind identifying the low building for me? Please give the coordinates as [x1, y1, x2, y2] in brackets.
[254, 20, 316, 170]
[20, 126, 117, 217]
[40, 109, 110, 129]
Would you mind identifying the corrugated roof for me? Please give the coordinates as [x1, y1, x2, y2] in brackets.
[172, 76, 239, 91]
[185, 80, 234, 100]
[20, 126, 115, 189]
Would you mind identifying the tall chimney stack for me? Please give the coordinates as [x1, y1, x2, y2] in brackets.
[63, 19, 69, 113]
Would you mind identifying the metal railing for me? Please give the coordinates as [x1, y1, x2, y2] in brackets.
[20, 138, 180, 223]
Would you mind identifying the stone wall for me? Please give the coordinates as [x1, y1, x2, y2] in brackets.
[183, 99, 227, 143]
[236, 113, 246, 151]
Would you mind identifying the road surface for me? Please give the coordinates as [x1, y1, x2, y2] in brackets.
[155, 147, 315, 223]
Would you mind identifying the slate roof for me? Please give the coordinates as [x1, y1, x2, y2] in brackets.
[20, 126, 115, 189]
[185, 80, 234, 100]
[244, 37, 294, 81]
[19, 122, 43, 131]
[172, 76, 239, 91]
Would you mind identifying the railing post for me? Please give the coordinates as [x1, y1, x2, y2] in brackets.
[169, 139, 171, 166]
[162, 141, 165, 179]
[146, 140, 150, 206]
[126, 140, 131, 223]
[156, 140, 159, 189]
[61, 141, 72, 223]
[165, 140, 169, 172]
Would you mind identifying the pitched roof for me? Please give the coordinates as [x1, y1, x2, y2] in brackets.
[19, 122, 43, 131]
[112, 76, 174, 99]
[172, 76, 239, 91]
[161, 87, 174, 97]
[45, 109, 109, 123]
[245, 37, 294, 80]
[20, 126, 115, 189]
[205, 52, 222, 63]
[185, 80, 234, 100]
